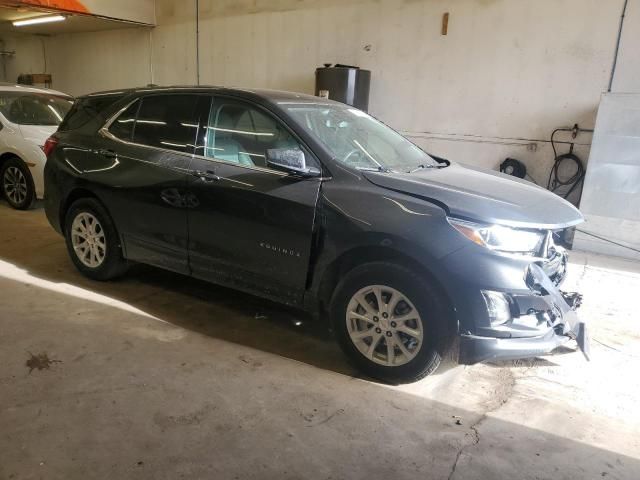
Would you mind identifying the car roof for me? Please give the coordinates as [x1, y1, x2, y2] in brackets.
[81, 85, 340, 106]
[0, 83, 72, 98]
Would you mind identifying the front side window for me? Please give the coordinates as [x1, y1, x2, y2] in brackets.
[0, 93, 73, 126]
[284, 102, 439, 173]
[201, 98, 301, 168]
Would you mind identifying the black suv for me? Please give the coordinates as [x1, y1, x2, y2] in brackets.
[44, 86, 588, 383]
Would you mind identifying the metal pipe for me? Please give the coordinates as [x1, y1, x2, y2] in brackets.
[41, 37, 47, 73]
[148, 28, 154, 85]
[195, 0, 200, 85]
[0, 39, 5, 81]
[608, 0, 629, 92]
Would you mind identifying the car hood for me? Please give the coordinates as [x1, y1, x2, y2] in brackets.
[363, 163, 584, 229]
[18, 124, 57, 146]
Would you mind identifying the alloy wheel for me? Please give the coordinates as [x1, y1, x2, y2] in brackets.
[71, 212, 107, 268]
[345, 285, 424, 367]
[3, 166, 28, 205]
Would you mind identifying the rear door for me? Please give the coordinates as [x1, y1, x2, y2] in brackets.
[186, 95, 322, 305]
[92, 93, 208, 274]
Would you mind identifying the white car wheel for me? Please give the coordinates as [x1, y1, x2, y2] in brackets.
[1, 158, 35, 210]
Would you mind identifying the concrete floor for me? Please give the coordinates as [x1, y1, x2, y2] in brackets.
[1, 202, 639, 480]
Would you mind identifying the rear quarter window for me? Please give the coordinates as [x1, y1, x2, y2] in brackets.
[107, 100, 139, 141]
[59, 94, 126, 131]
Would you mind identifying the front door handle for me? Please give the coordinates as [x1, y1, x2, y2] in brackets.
[96, 148, 117, 158]
[192, 169, 220, 182]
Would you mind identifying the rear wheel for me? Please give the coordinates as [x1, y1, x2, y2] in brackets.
[1, 157, 35, 210]
[64, 198, 128, 280]
[331, 262, 451, 384]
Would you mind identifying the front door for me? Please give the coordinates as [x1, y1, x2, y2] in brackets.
[186, 96, 321, 305]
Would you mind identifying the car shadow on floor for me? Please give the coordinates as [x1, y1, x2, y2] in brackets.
[0, 204, 364, 378]
[120, 262, 358, 376]
[0, 203, 562, 381]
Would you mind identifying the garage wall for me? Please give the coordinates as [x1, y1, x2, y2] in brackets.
[612, 0, 640, 93]
[0, 34, 47, 83]
[151, 0, 197, 86]
[151, 0, 629, 189]
[3, 0, 638, 192]
[45, 28, 153, 95]
[185, 0, 615, 141]
[0, 28, 152, 94]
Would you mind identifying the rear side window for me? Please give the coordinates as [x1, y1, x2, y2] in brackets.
[59, 94, 124, 131]
[108, 100, 139, 141]
[132, 95, 200, 153]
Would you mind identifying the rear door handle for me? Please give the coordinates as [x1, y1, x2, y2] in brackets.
[192, 169, 220, 182]
[96, 148, 117, 158]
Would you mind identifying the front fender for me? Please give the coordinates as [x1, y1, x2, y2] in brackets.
[306, 180, 468, 314]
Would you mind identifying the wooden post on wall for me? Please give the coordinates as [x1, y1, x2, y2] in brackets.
[442, 12, 449, 36]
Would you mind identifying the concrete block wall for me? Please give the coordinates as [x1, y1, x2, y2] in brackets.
[1, 0, 638, 196]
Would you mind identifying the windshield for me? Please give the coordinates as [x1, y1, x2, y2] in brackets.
[0, 93, 73, 126]
[284, 102, 439, 172]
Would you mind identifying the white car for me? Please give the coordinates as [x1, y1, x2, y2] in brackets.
[0, 84, 73, 209]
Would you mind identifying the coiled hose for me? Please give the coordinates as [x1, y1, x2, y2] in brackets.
[547, 128, 586, 199]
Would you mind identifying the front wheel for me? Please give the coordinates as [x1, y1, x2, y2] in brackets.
[331, 262, 451, 384]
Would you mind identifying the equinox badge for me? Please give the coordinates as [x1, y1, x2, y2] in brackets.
[259, 242, 301, 257]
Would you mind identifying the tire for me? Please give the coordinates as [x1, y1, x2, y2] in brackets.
[331, 261, 452, 384]
[64, 198, 128, 281]
[1, 157, 35, 210]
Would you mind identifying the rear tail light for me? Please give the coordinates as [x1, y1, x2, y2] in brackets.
[42, 136, 59, 158]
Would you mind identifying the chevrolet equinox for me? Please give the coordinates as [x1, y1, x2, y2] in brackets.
[44, 87, 588, 383]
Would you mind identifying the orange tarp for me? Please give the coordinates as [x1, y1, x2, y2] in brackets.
[2, 1, 90, 14]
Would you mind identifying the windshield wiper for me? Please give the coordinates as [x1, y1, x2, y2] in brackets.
[355, 166, 390, 173]
[408, 164, 436, 173]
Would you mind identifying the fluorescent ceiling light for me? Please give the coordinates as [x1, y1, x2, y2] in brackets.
[13, 15, 66, 27]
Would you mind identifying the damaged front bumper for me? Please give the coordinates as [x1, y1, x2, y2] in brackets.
[458, 262, 590, 365]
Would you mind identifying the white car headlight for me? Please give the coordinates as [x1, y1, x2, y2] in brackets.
[448, 218, 546, 256]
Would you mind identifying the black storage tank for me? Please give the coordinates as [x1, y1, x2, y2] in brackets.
[315, 64, 371, 112]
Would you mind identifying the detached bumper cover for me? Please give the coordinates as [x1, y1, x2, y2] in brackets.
[459, 263, 589, 365]
[459, 311, 579, 364]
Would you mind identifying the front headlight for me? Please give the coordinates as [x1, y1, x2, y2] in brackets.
[448, 218, 546, 256]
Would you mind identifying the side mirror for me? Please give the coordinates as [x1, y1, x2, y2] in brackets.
[266, 148, 320, 177]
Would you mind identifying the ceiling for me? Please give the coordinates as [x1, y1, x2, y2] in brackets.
[0, 6, 147, 35]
